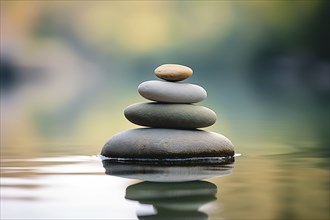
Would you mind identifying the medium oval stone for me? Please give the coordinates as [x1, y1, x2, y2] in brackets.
[101, 128, 235, 160]
[124, 103, 216, 129]
[154, 64, 193, 81]
[138, 80, 207, 103]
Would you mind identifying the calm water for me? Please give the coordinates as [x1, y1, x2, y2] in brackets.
[1, 146, 329, 220]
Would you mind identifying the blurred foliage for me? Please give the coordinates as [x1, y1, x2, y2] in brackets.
[0, 1, 329, 155]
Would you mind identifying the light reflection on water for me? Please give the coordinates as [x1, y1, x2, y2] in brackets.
[1, 151, 329, 220]
[1, 156, 138, 219]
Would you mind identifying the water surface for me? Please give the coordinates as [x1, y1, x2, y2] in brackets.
[1, 145, 329, 220]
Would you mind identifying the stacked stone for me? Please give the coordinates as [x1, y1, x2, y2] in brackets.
[101, 64, 234, 161]
[125, 64, 216, 129]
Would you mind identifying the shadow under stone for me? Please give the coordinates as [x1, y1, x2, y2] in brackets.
[102, 159, 234, 182]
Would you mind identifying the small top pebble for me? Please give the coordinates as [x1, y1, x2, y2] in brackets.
[154, 64, 193, 82]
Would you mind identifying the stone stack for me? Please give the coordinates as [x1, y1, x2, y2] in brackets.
[101, 64, 234, 161]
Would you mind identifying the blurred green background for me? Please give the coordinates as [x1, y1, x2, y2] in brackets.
[1, 0, 329, 157]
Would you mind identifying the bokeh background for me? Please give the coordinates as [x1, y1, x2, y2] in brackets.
[1, 0, 329, 157]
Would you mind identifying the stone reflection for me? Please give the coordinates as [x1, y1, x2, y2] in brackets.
[126, 181, 217, 220]
[102, 160, 234, 182]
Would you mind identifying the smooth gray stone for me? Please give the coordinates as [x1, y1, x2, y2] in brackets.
[101, 128, 235, 160]
[124, 103, 216, 129]
[138, 80, 207, 103]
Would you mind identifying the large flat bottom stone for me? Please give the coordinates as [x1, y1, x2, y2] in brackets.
[101, 128, 234, 160]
